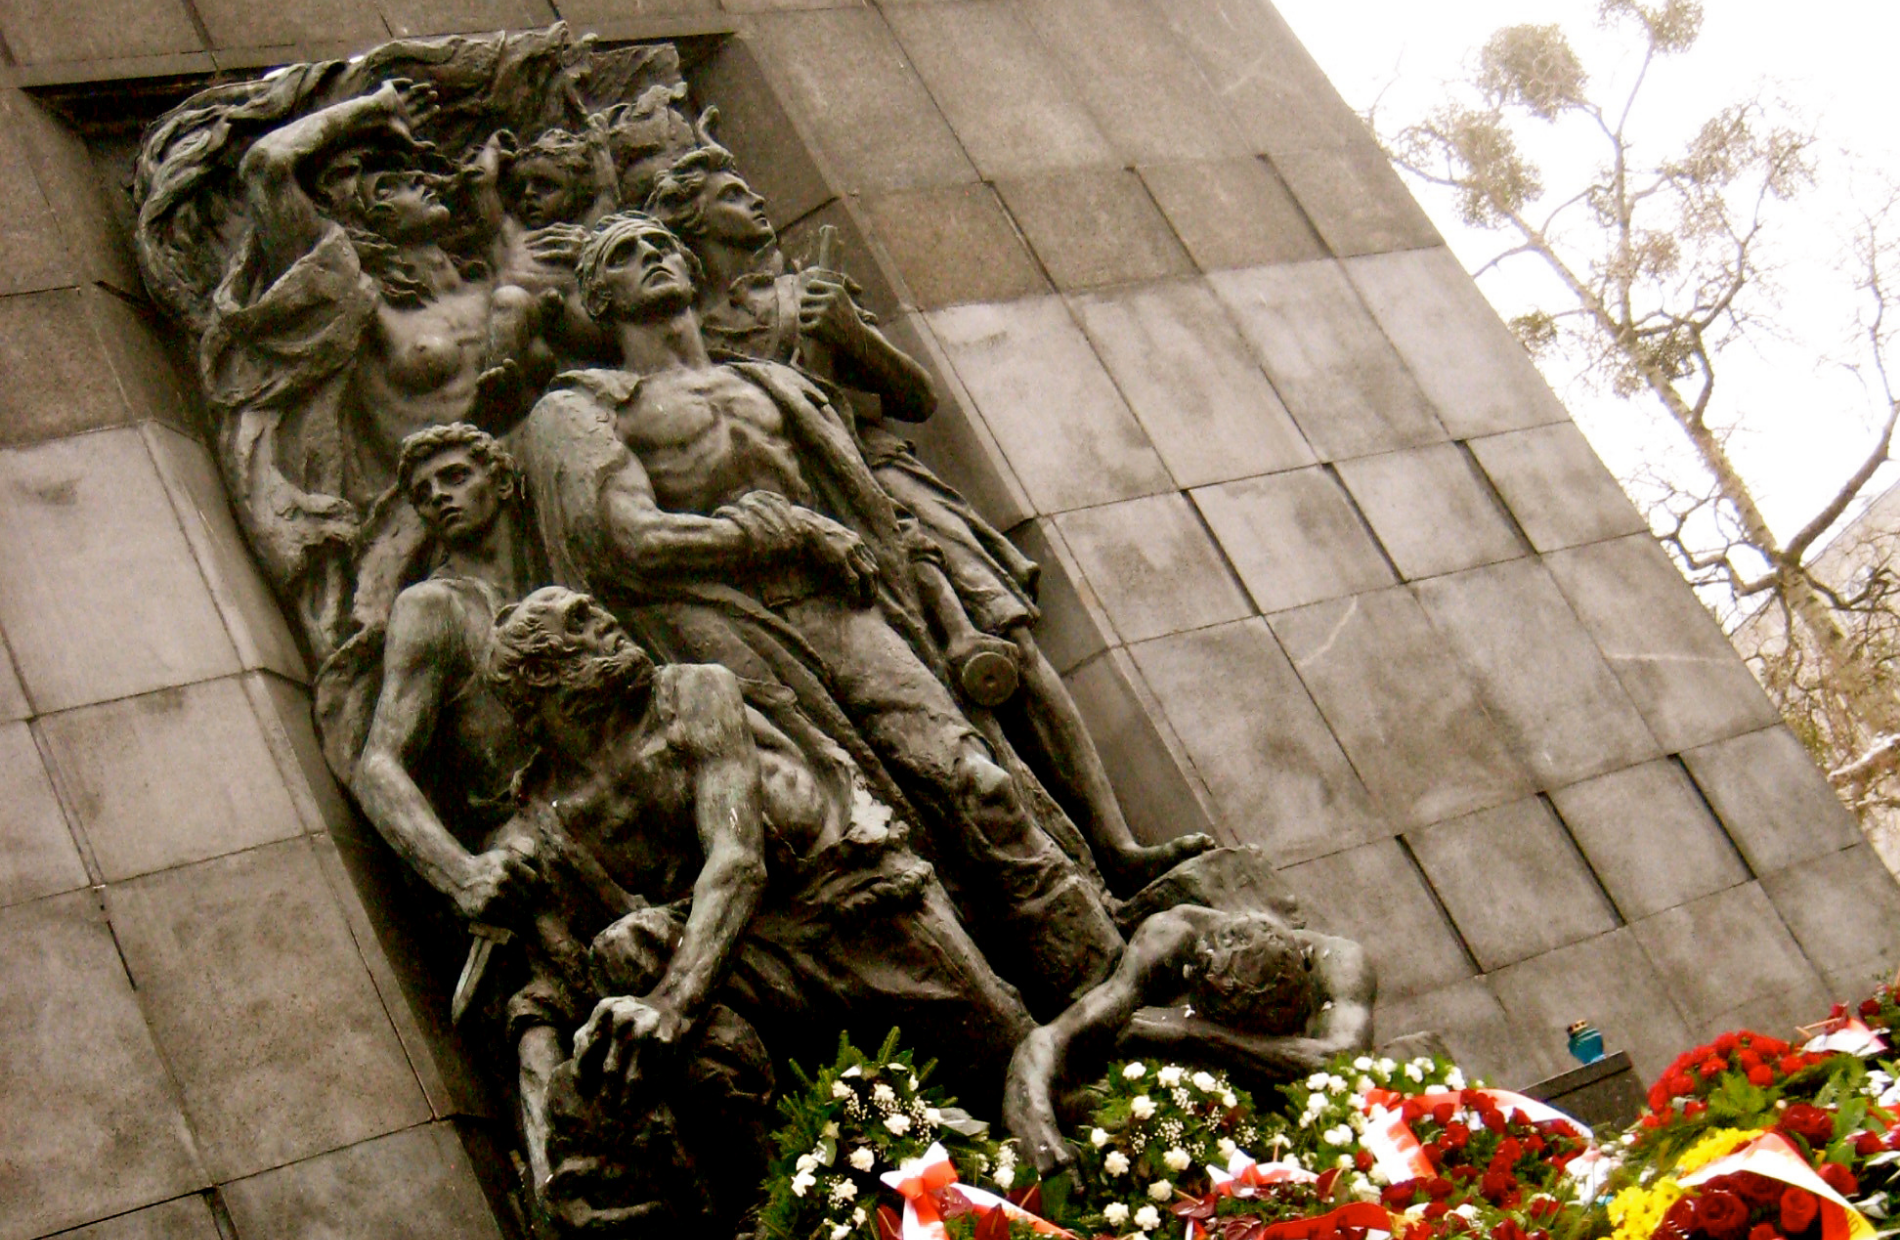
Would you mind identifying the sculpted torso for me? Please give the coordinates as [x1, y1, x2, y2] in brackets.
[614, 367, 814, 514]
[401, 576, 527, 829]
[351, 281, 495, 479]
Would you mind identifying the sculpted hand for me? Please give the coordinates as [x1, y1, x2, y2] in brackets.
[799, 510, 879, 605]
[1002, 1028, 1076, 1176]
[796, 269, 870, 354]
[573, 995, 689, 1102]
[450, 840, 537, 922]
[371, 78, 439, 145]
[525, 223, 588, 268]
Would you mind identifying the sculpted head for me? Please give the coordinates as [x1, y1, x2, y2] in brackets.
[489, 587, 656, 739]
[398, 423, 517, 544]
[1183, 913, 1319, 1035]
[576, 211, 703, 322]
[506, 128, 597, 230]
[646, 142, 774, 252]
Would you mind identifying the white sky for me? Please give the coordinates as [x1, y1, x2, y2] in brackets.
[1272, 0, 1900, 554]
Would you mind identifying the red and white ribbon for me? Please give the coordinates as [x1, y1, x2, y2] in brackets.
[880, 1144, 1075, 1240]
[1679, 1132, 1872, 1240]
[1356, 1089, 1600, 1189]
[1802, 1018, 1888, 1057]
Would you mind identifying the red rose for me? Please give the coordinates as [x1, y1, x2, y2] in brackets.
[1855, 1132, 1884, 1157]
[1698, 1190, 1751, 1240]
[1729, 1173, 1784, 1212]
[1480, 1170, 1514, 1202]
[1483, 1110, 1508, 1134]
[1747, 1065, 1774, 1086]
[1817, 1164, 1858, 1197]
[1491, 1221, 1528, 1240]
[1701, 1058, 1728, 1078]
[1356, 1150, 1375, 1171]
[1686, 1100, 1709, 1118]
[1664, 1196, 1701, 1237]
[1780, 1188, 1819, 1235]
[1424, 1203, 1451, 1221]
[1446, 1121, 1471, 1148]
[1425, 1178, 1455, 1201]
[1863, 998, 1884, 1018]
[1780, 1057, 1806, 1076]
[1749, 1227, 1783, 1240]
[1433, 1103, 1458, 1125]
[1383, 1182, 1420, 1208]
[1778, 1104, 1835, 1148]
[1496, 1138, 1523, 1165]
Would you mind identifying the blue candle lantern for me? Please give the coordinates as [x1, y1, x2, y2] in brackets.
[1567, 1019, 1605, 1065]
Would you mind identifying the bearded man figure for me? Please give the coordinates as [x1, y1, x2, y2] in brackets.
[483, 586, 1040, 1230]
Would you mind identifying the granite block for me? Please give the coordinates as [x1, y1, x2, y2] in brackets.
[251, 672, 356, 836]
[1069, 279, 1315, 487]
[1548, 760, 1752, 922]
[777, 198, 900, 330]
[1278, 838, 1472, 1001]
[1408, 797, 1620, 972]
[0, 641, 26, 721]
[1762, 845, 1900, 1001]
[1018, 0, 1245, 164]
[8, 92, 144, 298]
[143, 425, 308, 683]
[37, 678, 305, 882]
[0, 99, 74, 297]
[0, 0, 202, 64]
[0, 892, 204, 1240]
[1491, 928, 1696, 1085]
[1521, 1051, 1645, 1130]
[1468, 423, 1648, 553]
[690, 34, 832, 228]
[723, 0, 866, 10]
[1344, 248, 1568, 435]
[0, 720, 87, 909]
[1681, 726, 1861, 875]
[85, 289, 200, 435]
[751, 9, 977, 193]
[1052, 493, 1252, 644]
[1333, 443, 1527, 581]
[0, 289, 136, 448]
[1062, 648, 1221, 850]
[1192, 468, 1395, 613]
[1546, 534, 1779, 752]
[1129, 619, 1389, 868]
[1632, 882, 1829, 1034]
[1008, 517, 1114, 675]
[1139, 158, 1327, 273]
[56, 1196, 223, 1240]
[1269, 587, 1533, 828]
[106, 840, 431, 1181]
[886, 2, 1114, 179]
[997, 169, 1195, 292]
[220, 1123, 504, 1240]
[859, 183, 1049, 308]
[886, 312, 1035, 528]
[926, 297, 1173, 513]
[1374, 976, 1523, 1089]
[556, 0, 718, 18]
[1208, 261, 1445, 461]
[1413, 559, 1661, 788]
[0, 429, 240, 713]
[380, 0, 553, 36]
[189, 0, 388, 49]
[1270, 142, 1442, 259]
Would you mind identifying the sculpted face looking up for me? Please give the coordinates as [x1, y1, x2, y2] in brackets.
[580, 214, 699, 321]
[362, 167, 451, 241]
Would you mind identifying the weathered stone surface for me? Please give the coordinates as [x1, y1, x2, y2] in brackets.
[251, 672, 356, 838]
[885, 3, 1115, 180]
[1130, 619, 1390, 868]
[690, 36, 831, 229]
[0, 720, 87, 910]
[5, 92, 143, 297]
[1414, 559, 1660, 788]
[997, 169, 1195, 291]
[1019, 0, 1245, 164]
[1490, 928, 1696, 1085]
[752, 9, 977, 194]
[82, 289, 200, 435]
[106, 839, 431, 1181]
[1070, 279, 1315, 487]
[1468, 423, 1649, 553]
[0, 0, 202, 64]
[1269, 588, 1533, 827]
[1681, 726, 1862, 875]
[1139, 158, 1327, 273]
[190, 0, 388, 49]
[1006, 518, 1113, 675]
[1052, 492, 1253, 644]
[0, 290, 139, 447]
[1334, 443, 1527, 581]
[37, 677, 306, 882]
[1548, 760, 1751, 922]
[221, 1123, 505, 1240]
[1278, 838, 1472, 1001]
[380, 0, 554, 38]
[1546, 534, 1779, 752]
[927, 297, 1173, 513]
[1209, 261, 1446, 461]
[0, 640, 25, 722]
[1062, 648, 1221, 849]
[56, 1196, 223, 1240]
[885, 312, 1037, 530]
[1375, 976, 1522, 1089]
[0, 892, 204, 1240]
[0, 429, 240, 713]
[0, 101, 75, 297]
[1270, 142, 1442, 259]
[143, 425, 308, 683]
[1762, 845, 1900, 1000]
[860, 183, 1051, 308]
[1408, 797, 1620, 973]
[1344, 249, 1568, 435]
[555, 0, 713, 17]
[1632, 883, 1829, 1034]
[1192, 468, 1396, 613]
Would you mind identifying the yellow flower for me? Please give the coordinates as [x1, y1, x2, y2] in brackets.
[1674, 1128, 1768, 1179]
[1608, 1178, 1684, 1240]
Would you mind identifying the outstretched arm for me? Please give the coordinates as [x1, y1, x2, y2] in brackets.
[798, 266, 938, 422]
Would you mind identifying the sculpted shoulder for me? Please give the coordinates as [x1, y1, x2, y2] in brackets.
[651, 662, 749, 760]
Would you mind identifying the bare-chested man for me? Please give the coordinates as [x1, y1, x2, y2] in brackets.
[509, 211, 1123, 1011]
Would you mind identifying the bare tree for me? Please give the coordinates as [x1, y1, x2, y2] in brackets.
[1380, 0, 1900, 827]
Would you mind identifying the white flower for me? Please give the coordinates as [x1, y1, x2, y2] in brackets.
[850, 1147, 876, 1172]
[1306, 1072, 1330, 1090]
[923, 1107, 942, 1126]
[1217, 1138, 1239, 1160]
[796, 1153, 820, 1173]
[1091, 1128, 1111, 1148]
[831, 1225, 850, 1240]
[1104, 1151, 1131, 1176]
[885, 1114, 911, 1135]
[1404, 1064, 1424, 1083]
[873, 1083, 897, 1106]
[909, 1076, 921, 1091]
[1130, 1095, 1157, 1120]
[853, 1209, 867, 1226]
[1222, 1093, 1238, 1108]
[1164, 1148, 1191, 1172]
[823, 1122, 841, 1138]
[832, 1180, 859, 1202]
[791, 1171, 817, 1198]
[1354, 1056, 1374, 1071]
[1124, 1062, 1147, 1080]
[1369, 1166, 1389, 1185]
[1326, 1075, 1347, 1093]
[1104, 1203, 1131, 1226]
[1136, 1205, 1163, 1230]
[832, 1082, 853, 1099]
[1335, 1155, 1352, 1170]
[1378, 1058, 1397, 1074]
[1157, 1066, 1184, 1087]
[1193, 1071, 1218, 1092]
[1445, 1070, 1466, 1090]
[842, 1066, 862, 1078]
[994, 1162, 1016, 1190]
[1452, 1205, 1478, 1222]
[1147, 1179, 1173, 1202]
[1355, 1077, 1373, 1093]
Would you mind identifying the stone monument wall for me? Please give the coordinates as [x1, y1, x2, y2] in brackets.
[2, 1, 1898, 1237]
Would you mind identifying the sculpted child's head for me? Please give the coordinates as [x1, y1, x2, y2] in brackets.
[1184, 913, 1319, 1035]
[505, 128, 597, 229]
[489, 586, 655, 732]
[398, 423, 517, 543]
